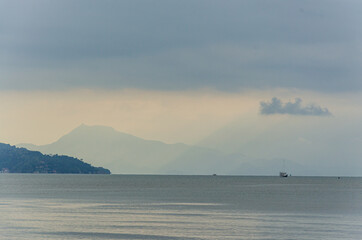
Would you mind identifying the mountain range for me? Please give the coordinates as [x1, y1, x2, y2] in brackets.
[18, 124, 314, 175]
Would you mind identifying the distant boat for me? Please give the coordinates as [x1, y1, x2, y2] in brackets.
[279, 160, 289, 177]
[212, 174, 217, 176]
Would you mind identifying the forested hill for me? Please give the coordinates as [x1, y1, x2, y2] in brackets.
[0, 143, 110, 174]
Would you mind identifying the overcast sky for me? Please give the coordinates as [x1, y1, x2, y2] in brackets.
[1, 0, 361, 175]
[1, 0, 362, 92]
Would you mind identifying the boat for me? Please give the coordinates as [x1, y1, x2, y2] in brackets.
[279, 160, 289, 177]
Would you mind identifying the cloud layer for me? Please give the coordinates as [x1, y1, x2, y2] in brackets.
[1, 0, 362, 92]
[260, 97, 331, 116]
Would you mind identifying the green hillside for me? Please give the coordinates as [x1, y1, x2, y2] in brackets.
[0, 143, 110, 174]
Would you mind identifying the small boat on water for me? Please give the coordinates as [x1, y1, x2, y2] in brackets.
[279, 160, 289, 177]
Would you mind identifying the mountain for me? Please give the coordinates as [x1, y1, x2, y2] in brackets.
[18, 124, 191, 174]
[18, 124, 246, 174]
[17, 124, 313, 175]
[0, 143, 110, 174]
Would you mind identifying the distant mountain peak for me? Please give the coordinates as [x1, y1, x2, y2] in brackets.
[64, 124, 120, 137]
[73, 124, 116, 132]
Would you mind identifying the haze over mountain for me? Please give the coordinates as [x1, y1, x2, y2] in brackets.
[199, 113, 362, 176]
[19, 124, 316, 175]
[20, 124, 188, 174]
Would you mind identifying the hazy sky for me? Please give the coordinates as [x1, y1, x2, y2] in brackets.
[1, 0, 362, 174]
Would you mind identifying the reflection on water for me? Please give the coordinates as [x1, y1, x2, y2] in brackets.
[0, 175, 362, 239]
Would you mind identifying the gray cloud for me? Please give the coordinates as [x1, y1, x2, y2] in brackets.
[1, 0, 362, 92]
[260, 97, 331, 116]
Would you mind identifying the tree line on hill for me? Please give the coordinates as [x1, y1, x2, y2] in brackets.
[0, 143, 110, 174]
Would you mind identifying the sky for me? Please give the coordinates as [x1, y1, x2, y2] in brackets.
[1, 0, 362, 175]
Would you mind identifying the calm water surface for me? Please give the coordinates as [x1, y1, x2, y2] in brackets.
[0, 175, 361, 239]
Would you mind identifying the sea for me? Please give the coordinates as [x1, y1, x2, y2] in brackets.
[0, 175, 362, 240]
